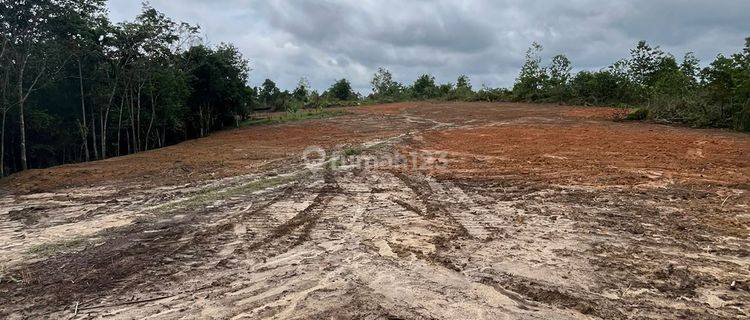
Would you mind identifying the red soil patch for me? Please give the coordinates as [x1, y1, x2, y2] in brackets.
[1, 113, 411, 193]
[352, 102, 420, 115]
[412, 122, 749, 186]
[564, 107, 631, 120]
[2, 102, 746, 193]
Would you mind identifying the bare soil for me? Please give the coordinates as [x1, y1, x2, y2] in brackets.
[0, 102, 748, 319]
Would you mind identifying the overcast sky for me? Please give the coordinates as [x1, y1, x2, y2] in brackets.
[107, 0, 750, 93]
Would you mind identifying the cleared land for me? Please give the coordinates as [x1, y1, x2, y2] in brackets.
[0, 102, 748, 319]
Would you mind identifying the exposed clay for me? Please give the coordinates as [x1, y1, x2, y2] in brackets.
[0, 102, 747, 319]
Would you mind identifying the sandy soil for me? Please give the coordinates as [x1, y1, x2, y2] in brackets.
[0, 102, 748, 319]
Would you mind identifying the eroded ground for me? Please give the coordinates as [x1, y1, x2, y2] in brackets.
[0, 102, 748, 319]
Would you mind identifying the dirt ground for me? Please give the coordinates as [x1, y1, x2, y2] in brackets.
[0, 102, 748, 319]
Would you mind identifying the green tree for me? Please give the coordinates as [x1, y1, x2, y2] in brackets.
[513, 42, 547, 101]
[451, 74, 473, 100]
[0, 47, 9, 176]
[328, 78, 356, 101]
[184, 44, 250, 136]
[371, 67, 402, 100]
[680, 52, 700, 85]
[456, 75, 472, 91]
[734, 38, 750, 130]
[0, 0, 75, 170]
[546, 54, 572, 103]
[701, 55, 735, 106]
[0, 0, 260, 174]
[629, 41, 668, 87]
[292, 77, 310, 103]
[60, 0, 108, 161]
[411, 74, 438, 99]
[651, 56, 690, 96]
[259, 79, 282, 110]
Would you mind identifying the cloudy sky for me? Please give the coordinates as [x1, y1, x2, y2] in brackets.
[107, 0, 750, 93]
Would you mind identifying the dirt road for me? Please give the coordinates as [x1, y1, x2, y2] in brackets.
[1, 102, 748, 319]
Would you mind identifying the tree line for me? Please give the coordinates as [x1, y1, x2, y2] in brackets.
[0, 1, 258, 175]
[0, 0, 368, 176]
[364, 39, 750, 132]
[511, 40, 750, 130]
[1, 0, 747, 176]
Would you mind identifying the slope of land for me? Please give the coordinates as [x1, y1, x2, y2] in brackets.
[1, 102, 748, 319]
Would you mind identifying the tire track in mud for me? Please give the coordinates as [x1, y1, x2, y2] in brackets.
[199, 167, 502, 319]
[0, 172, 318, 316]
[453, 179, 750, 320]
[387, 171, 483, 275]
[0, 212, 203, 315]
[391, 171, 469, 237]
[392, 197, 425, 216]
[478, 274, 626, 319]
[130, 170, 345, 319]
[243, 170, 340, 255]
[4, 103, 748, 319]
[1, 134, 402, 317]
[377, 173, 632, 319]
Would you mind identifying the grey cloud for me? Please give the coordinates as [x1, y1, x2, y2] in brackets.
[611, 0, 750, 46]
[107, 0, 749, 93]
[258, 1, 496, 53]
[260, 1, 355, 43]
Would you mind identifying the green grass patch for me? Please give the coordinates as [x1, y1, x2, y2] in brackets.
[230, 174, 299, 194]
[0, 266, 22, 284]
[326, 159, 343, 170]
[154, 172, 308, 214]
[241, 109, 349, 127]
[343, 146, 362, 157]
[27, 238, 90, 257]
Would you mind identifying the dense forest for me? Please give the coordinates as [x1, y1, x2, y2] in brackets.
[0, 1, 256, 175]
[0, 1, 748, 176]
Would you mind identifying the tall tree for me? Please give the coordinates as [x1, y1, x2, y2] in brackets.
[513, 42, 547, 101]
[680, 52, 700, 85]
[292, 77, 310, 103]
[0, 0, 72, 170]
[0, 1, 258, 175]
[547, 54, 572, 102]
[371, 67, 401, 99]
[184, 44, 250, 136]
[629, 40, 668, 87]
[453, 75, 473, 100]
[259, 78, 281, 110]
[63, 0, 108, 161]
[0, 40, 9, 176]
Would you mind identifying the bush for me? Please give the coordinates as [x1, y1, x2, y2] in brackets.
[285, 100, 302, 114]
[411, 74, 440, 99]
[625, 108, 649, 121]
[731, 103, 750, 131]
[472, 87, 512, 102]
[326, 79, 357, 101]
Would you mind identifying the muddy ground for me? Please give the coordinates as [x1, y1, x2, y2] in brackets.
[0, 102, 748, 319]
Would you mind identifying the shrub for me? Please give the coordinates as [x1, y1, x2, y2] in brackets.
[285, 100, 302, 114]
[472, 87, 512, 102]
[625, 108, 649, 121]
[411, 74, 439, 99]
[734, 104, 750, 131]
[327, 79, 357, 101]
